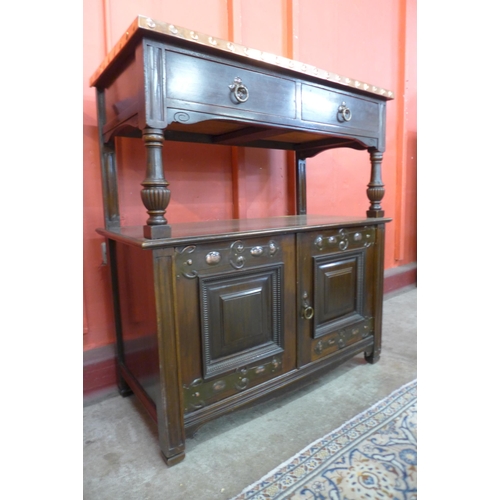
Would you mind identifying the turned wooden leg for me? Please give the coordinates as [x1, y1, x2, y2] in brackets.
[141, 128, 171, 239]
[366, 149, 385, 218]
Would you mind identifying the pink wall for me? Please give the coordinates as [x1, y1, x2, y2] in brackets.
[83, 0, 417, 351]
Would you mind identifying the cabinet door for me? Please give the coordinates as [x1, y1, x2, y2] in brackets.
[297, 226, 376, 366]
[174, 234, 296, 414]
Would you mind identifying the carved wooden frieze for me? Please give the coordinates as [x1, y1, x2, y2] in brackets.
[183, 356, 282, 412]
[313, 226, 374, 253]
[313, 316, 374, 358]
[175, 239, 280, 278]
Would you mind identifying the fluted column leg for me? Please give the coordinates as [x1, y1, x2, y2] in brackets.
[366, 149, 385, 218]
[141, 128, 171, 239]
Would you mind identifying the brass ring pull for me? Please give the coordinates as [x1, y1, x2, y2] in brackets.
[338, 102, 352, 122]
[229, 76, 249, 103]
[303, 306, 314, 320]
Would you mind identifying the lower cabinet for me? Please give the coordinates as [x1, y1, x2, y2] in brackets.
[108, 217, 386, 463]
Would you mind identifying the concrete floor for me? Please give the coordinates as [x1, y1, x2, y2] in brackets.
[83, 286, 417, 500]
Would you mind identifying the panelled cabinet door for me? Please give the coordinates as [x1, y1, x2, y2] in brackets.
[174, 234, 296, 414]
[297, 227, 376, 366]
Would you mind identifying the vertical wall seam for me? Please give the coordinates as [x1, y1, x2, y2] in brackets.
[227, 0, 234, 42]
[102, 0, 112, 55]
[285, 0, 297, 214]
[228, 0, 241, 219]
[394, 0, 408, 262]
[83, 290, 89, 335]
[228, 0, 238, 218]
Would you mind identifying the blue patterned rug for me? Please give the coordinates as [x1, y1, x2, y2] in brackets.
[231, 380, 417, 500]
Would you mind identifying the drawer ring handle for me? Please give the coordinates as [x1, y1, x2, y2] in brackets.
[338, 102, 352, 122]
[229, 76, 250, 103]
[303, 306, 314, 320]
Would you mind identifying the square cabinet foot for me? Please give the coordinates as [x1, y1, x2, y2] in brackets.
[364, 348, 381, 364]
[161, 450, 186, 467]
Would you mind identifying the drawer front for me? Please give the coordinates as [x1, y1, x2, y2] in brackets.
[301, 83, 380, 135]
[175, 234, 296, 413]
[166, 50, 297, 119]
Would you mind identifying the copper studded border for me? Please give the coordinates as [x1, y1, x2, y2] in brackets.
[90, 15, 394, 100]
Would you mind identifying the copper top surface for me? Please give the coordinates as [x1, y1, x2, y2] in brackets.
[90, 15, 394, 100]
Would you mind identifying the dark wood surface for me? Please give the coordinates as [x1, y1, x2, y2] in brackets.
[107, 216, 388, 462]
[100, 41, 387, 152]
[91, 16, 392, 466]
[97, 214, 391, 248]
[296, 226, 378, 366]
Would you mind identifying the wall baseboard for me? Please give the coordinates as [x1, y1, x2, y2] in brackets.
[383, 262, 417, 295]
[83, 344, 118, 405]
[84, 262, 417, 404]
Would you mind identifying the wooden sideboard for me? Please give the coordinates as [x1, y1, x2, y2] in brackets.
[90, 15, 393, 466]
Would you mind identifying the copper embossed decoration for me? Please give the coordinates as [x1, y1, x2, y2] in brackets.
[177, 245, 198, 278]
[183, 357, 283, 412]
[314, 227, 374, 253]
[205, 251, 221, 265]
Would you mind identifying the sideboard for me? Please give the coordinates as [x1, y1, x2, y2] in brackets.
[90, 15, 393, 466]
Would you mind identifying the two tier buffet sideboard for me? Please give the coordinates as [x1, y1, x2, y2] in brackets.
[90, 15, 394, 466]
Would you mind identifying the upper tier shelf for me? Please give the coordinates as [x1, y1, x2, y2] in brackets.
[90, 15, 394, 154]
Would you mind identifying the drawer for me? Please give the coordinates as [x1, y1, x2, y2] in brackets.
[166, 50, 297, 120]
[301, 83, 380, 135]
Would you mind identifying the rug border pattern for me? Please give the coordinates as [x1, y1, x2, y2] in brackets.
[231, 379, 417, 500]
